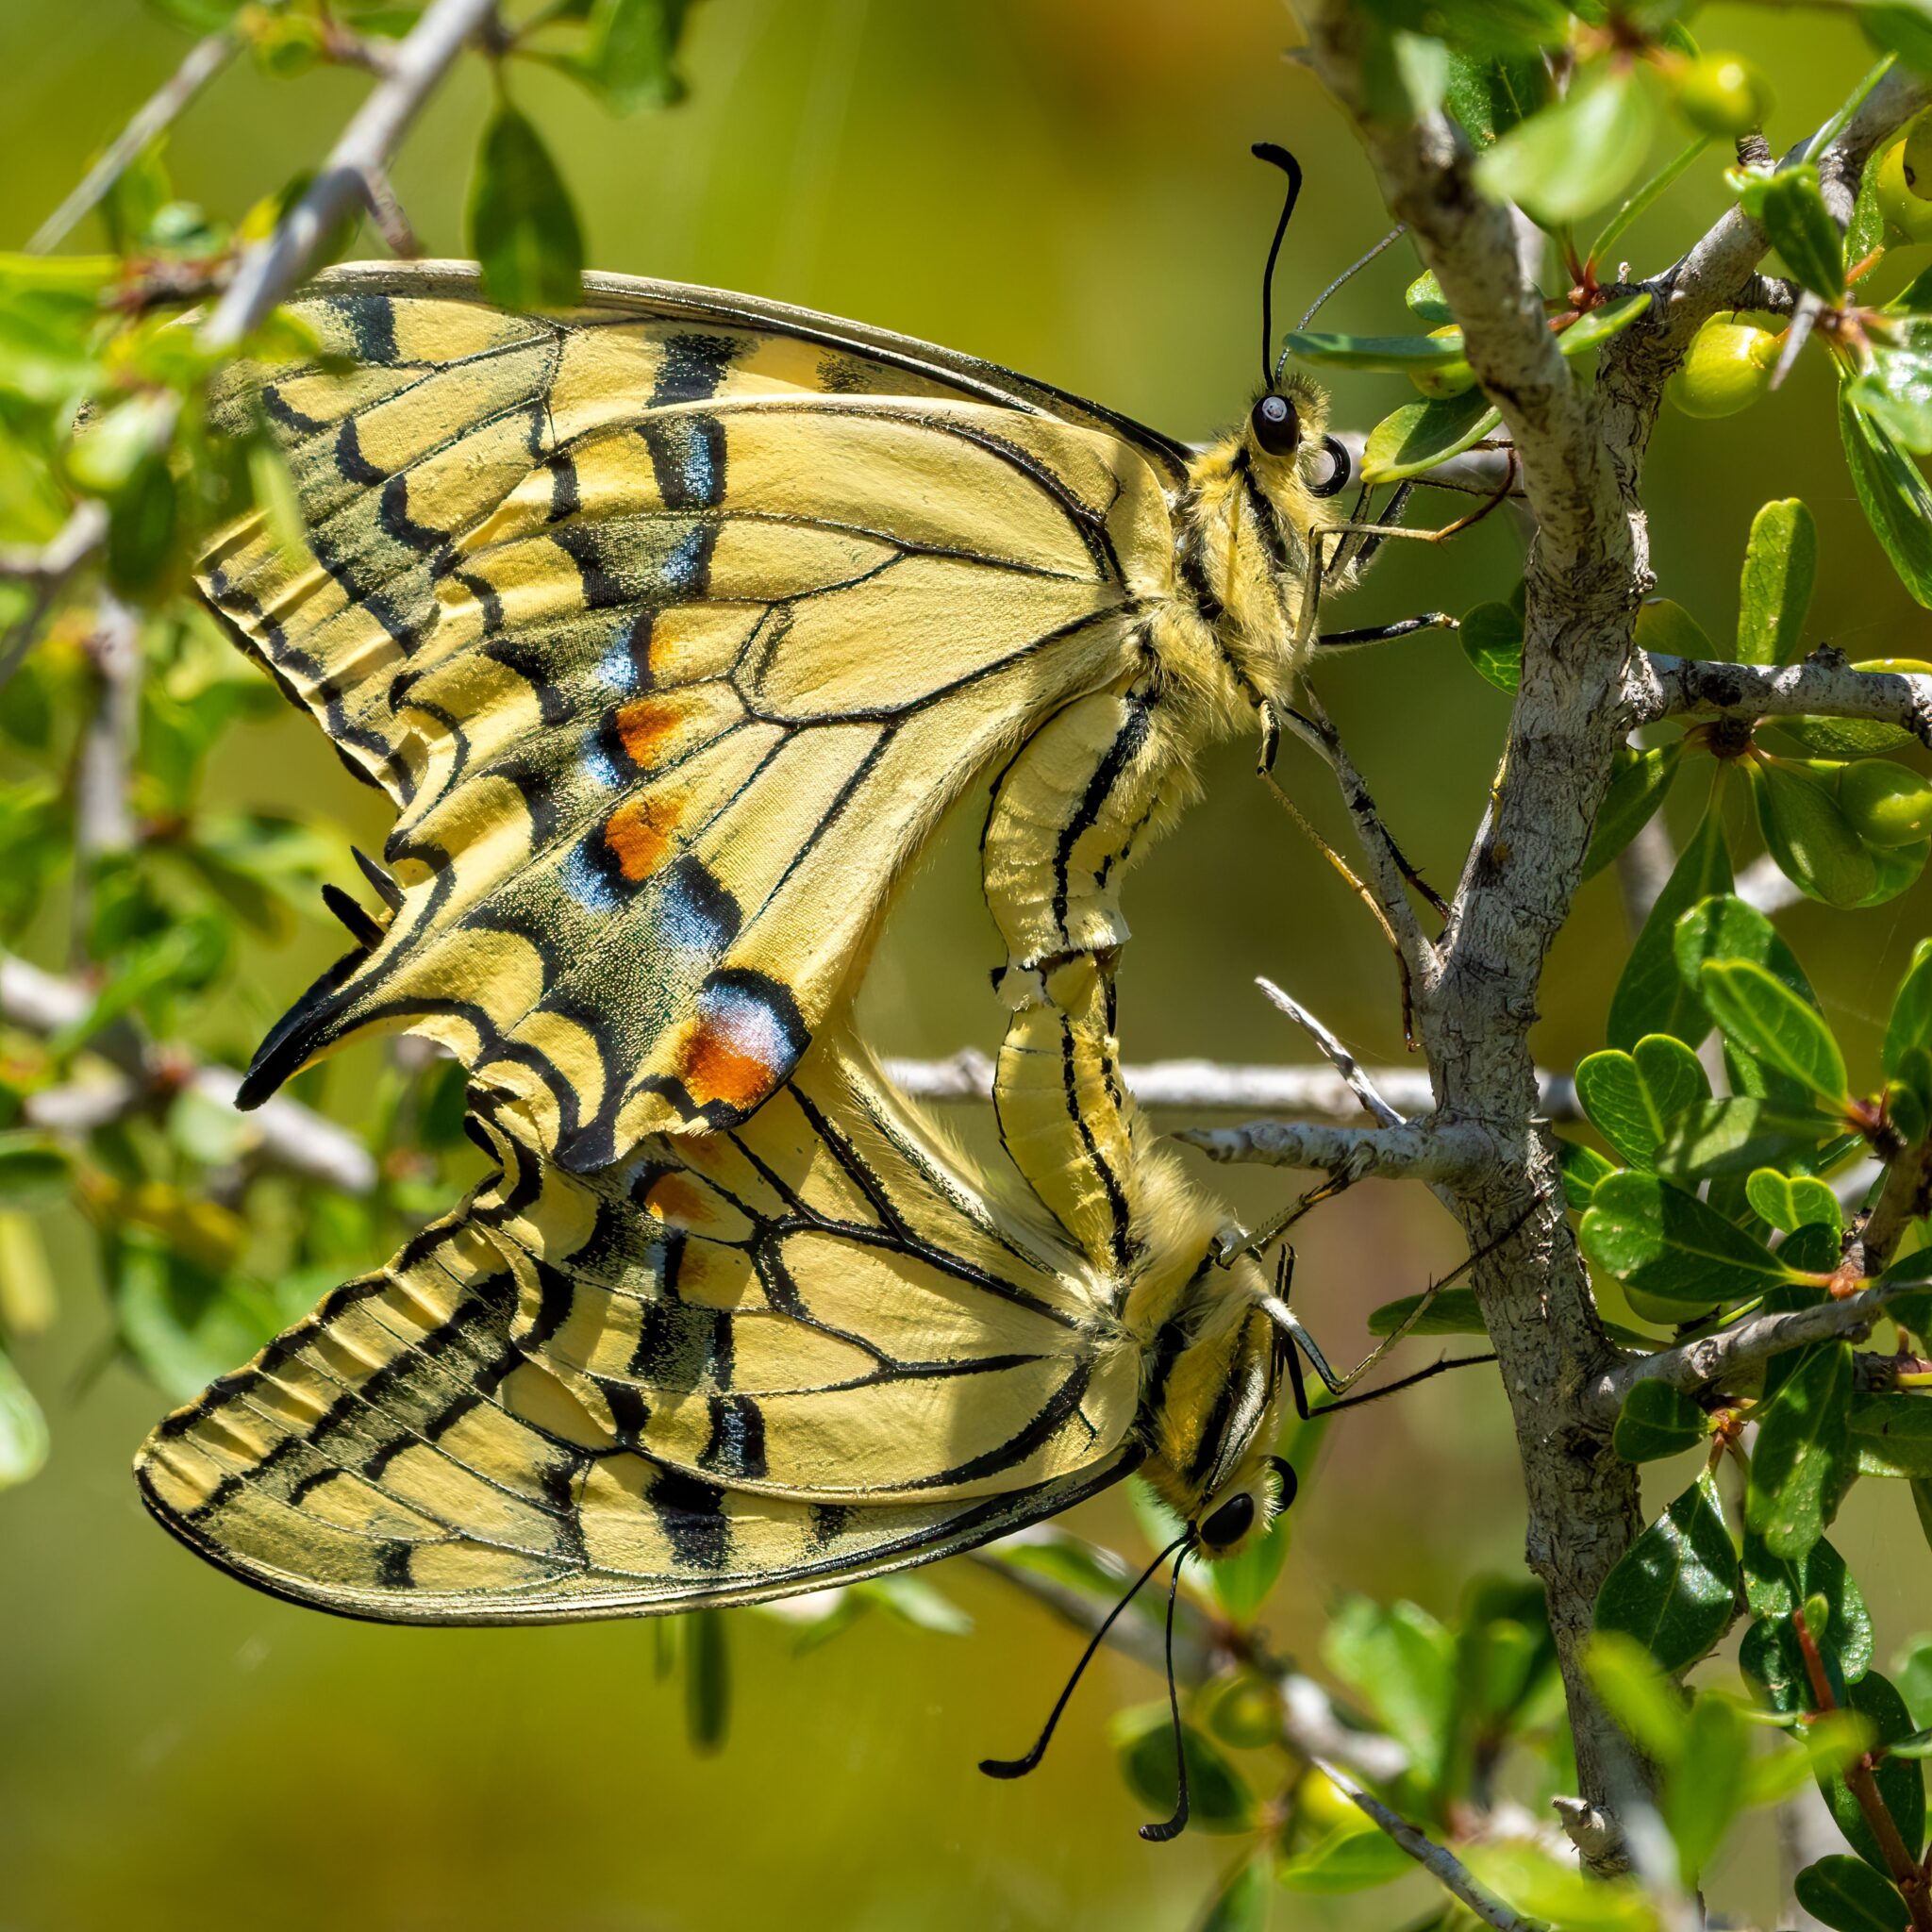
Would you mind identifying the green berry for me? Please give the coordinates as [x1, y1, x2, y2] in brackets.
[1666, 320, 1781, 419]
[1674, 53, 1773, 139]
[1838, 759, 1932, 848]
[1877, 139, 1932, 242]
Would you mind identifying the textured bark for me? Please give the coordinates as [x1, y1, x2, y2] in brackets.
[1295, 13, 1929, 1859]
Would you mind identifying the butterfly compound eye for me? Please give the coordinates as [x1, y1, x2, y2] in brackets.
[1249, 392, 1301, 458]
[1199, 1491, 1256, 1550]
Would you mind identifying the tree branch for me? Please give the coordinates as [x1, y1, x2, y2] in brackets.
[25, 29, 240, 256]
[199, 0, 499, 351]
[0, 950, 375, 1194]
[1310, 1757, 1540, 1932]
[1174, 1115, 1495, 1182]
[1625, 650, 1932, 746]
[885, 1050, 1580, 1122]
[1585, 1278, 1920, 1424]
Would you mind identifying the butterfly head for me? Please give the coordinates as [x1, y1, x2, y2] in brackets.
[1192, 1451, 1298, 1560]
[1242, 374, 1352, 502]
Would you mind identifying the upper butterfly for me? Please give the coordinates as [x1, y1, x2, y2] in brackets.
[198, 154, 1366, 1221]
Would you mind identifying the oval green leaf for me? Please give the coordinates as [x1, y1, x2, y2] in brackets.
[1594, 1470, 1742, 1672]
[1699, 958, 1850, 1101]
[1614, 1379, 1712, 1462]
[1582, 1171, 1792, 1305]
[1582, 741, 1685, 880]
[1792, 1856, 1910, 1932]
[1841, 384, 1932, 608]
[1475, 67, 1657, 227]
[1751, 758, 1879, 909]
[1361, 389, 1503, 485]
[1748, 1342, 1855, 1560]
[1738, 497, 1818, 665]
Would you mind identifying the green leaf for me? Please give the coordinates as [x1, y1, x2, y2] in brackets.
[1282, 329, 1470, 374]
[1664, 1691, 1752, 1883]
[563, 0, 696, 112]
[1741, 1532, 1874, 1700]
[1557, 292, 1655, 358]
[1576, 1033, 1710, 1169]
[1746, 1168, 1843, 1235]
[1109, 1707, 1254, 1834]
[1200, 1850, 1273, 1930]
[1461, 1840, 1659, 1932]
[1443, 46, 1553, 145]
[1459, 595, 1523, 691]
[1750, 757, 1879, 909]
[1738, 164, 1846, 300]
[0, 1132, 72, 1208]
[1592, 136, 1710, 264]
[1276, 1821, 1414, 1892]
[468, 101, 586, 311]
[0, 1345, 48, 1490]
[1846, 318, 1932, 453]
[1865, 4, 1932, 74]
[1586, 1630, 1690, 1764]
[1406, 269, 1454, 322]
[1820, 1672, 1926, 1874]
[1749, 1343, 1855, 1558]
[1324, 1595, 1457, 1792]
[1898, 1637, 1932, 1727]
[1841, 383, 1932, 608]
[1582, 1170, 1791, 1307]
[1792, 1857, 1910, 1932]
[1367, 1286, 1487, 1337]
[1655, 1096, 1839, 1178]
[1737, 498, 1818, 665]
[1635, 594, 1718, 660]
[1608, 794, 1732, 1050]
[1885, 939, 1932, 1077]
[1700, 959, 1849, 1101]
[685, 1607, 728, 1752]
[1360, 390, 1502, 485]
[1475, 67, 1657, 227]
[1848, 1393, 1932, 1477]
[1615, 1380, 1712, 1462]
[1362, 0, 1572, 56]
[1594, 1471, 1741, 1672]
[1583, 741, 1685, 880]
[111, 1238, 283, 1403]
[1558, 1136, 1620, 1208]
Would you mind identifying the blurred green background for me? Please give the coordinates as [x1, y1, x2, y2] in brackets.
[4, 3, 1932, 1927]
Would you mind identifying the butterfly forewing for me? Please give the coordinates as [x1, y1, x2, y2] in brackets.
[205, 268, 1178, 1172]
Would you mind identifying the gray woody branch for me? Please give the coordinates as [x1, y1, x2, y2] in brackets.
[1625, 651, 1932, 748]
[0, 950, 375, 1195]
[1300, 8, 1930, 1864]
[1585, 1277, 1922, 1424]
[888, 1050, 1578, 1123]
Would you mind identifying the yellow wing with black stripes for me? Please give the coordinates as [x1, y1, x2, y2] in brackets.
[202, 263, 1184, 1172]
[133, 1024, 1142, 1621]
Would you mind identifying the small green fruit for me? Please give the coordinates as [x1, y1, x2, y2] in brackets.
[1877, 139, 1932, 242]
[1408, 325, 1474, 401]
[1838, 758, 1932, 847]
[1666, 319, 1781, 419]
[1674, 53, 1773, 139]
[1203, 1675, 1281, 1749]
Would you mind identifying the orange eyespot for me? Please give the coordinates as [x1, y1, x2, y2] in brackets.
[1250, 392, 1301, 458]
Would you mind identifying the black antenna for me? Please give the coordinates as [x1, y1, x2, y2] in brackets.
[1138, 1544, 1194, 1842]
[979, 1531, 1191, 1783]
[1250, 142, 1304, 392]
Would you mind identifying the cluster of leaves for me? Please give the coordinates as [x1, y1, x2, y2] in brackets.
[0, 0, 706, 1482]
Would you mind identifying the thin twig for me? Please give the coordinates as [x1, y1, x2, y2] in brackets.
[1584, 1278, 1920, 1423]
[1257, 975, 1407, 1125]
[0, 500, 108, 691]
[0, 950, 375, 1194]
[25, 30, 240, 256]
[1625, 650, 1932, 747]
[200, 0, 499, 351]
[69, 592, 140, 958]
[1309, 1757, 1539, 1932]
[884, 1049, 1579, 1123]
[1174, 1115, 1494, 1182]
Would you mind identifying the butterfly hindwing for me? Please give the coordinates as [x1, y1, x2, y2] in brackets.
[133, 1026, 1142, 1622]
[202, 267, 1179, 1171]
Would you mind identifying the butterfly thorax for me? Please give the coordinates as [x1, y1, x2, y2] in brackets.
[1167, 372, 1350, 724]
